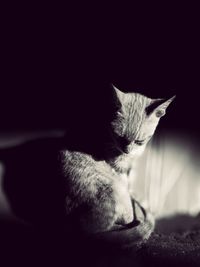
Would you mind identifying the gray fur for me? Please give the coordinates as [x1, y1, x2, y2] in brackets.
[61, 86, 175, 244]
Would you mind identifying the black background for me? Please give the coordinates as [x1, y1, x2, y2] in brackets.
[0, 5, 200, 266]
[1, 3, 200, 133]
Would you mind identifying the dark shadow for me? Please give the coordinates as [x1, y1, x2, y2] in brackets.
[0, 136, 127, 266]
[155, 213, 200, 234]
[1, 136, 200, 267]
[138, 214, 200, 267]
[0, 137, 68, 227]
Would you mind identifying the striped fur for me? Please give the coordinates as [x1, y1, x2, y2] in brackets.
[61, 86, 175, 245]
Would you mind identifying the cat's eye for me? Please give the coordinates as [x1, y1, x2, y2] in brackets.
[135, 140, 145, 146]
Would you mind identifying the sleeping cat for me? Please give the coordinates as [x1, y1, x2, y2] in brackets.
[0, 85, 175, 246]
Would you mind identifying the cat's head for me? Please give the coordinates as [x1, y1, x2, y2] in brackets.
[110, 85, 175, 156]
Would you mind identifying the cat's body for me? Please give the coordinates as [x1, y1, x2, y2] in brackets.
[0, 86, 175, 246]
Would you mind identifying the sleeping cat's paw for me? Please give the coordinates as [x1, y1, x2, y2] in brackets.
[131, 199, 153, 222]
[130, 199, 155, 241]
[92, 210, 155, 248]
[140, 212, 155, 241]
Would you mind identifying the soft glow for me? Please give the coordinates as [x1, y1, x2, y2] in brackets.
[132, 132, 200, 218]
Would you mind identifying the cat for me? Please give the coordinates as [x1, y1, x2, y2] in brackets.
[60, 86, 175, 244]
[0, 85, 175, 247]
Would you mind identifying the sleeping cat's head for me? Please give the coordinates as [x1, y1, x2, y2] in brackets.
[110, 85, 175, 158]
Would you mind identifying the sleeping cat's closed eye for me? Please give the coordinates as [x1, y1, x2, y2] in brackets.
[134, 140, 145, 146]
[135, 135, 153, 146]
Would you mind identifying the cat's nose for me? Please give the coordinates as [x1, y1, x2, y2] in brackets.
[121, 146, 130, 154]
[116, 136, 131, 154]
[118, 138, 131, 151]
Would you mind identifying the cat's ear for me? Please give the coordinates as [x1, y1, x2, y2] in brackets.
[146, 96, 176, 118]
[112, 84, 125, 103]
